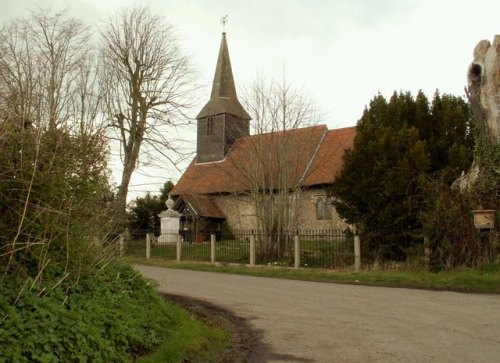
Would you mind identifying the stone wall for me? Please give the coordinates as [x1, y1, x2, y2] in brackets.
[296, 189, 348, 230]
[213, 188, 348, 232]
[212, 194, 257, 230]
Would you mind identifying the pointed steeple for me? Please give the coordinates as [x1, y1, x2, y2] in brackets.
[196, 33, 251, 120]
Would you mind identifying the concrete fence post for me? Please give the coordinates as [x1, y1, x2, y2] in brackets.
[176, 234, 181, 261]
[354, 234, 361, 271]
[249, 233, 256, 266]
[118, 234, 124, 257]
[294, 234, 300, 269]
[211, 234, 216, 264]
[146, 233, 151, 259]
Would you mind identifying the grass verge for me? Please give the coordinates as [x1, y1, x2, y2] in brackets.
[137, 300, 228, 363]
[126, 257, 500, 294]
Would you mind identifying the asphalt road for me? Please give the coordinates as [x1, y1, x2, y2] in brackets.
[135, 265, 500, 363]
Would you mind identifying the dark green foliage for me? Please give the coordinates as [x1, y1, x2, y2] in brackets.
[474, 139, 500, 206]
[0, 263, 176, 362]
[127, 181, 175, 231]
[419, 177, 494, 271]
[331, 91, 473, 261]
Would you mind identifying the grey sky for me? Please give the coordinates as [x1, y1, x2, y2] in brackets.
[1, 0, 498, 197]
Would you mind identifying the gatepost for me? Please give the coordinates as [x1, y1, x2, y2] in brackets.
[211, 234, 216, 264]
[249, 232, 256, 266]
[294, 233, 300, 269]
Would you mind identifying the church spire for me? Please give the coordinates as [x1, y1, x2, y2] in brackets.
[196, 32, 250, 120]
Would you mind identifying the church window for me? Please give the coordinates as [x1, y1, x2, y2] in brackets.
[207, 116, 214, 136]
[325, 198, 333, 220]
[316, 198, 324, 220]
[316, 196, 333, 220]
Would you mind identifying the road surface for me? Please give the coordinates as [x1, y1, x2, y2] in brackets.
[135, 265, 500, 362]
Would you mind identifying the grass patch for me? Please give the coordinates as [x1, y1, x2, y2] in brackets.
[126, 257, 500, 294]
[137, 301, 228, 363]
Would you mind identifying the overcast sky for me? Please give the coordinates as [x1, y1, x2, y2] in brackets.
[1, 0, 499, 199]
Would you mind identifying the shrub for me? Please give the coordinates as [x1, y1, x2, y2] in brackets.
[0, 263, 177, 362]
[419, 177, 494, 271]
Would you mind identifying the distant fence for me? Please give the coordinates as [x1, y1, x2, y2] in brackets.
[123, 229, 356, 269]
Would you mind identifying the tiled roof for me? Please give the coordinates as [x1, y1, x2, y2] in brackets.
[303, 127, 357, 185]
[170, 125, 356, 196]
[178, 194, 225, 219]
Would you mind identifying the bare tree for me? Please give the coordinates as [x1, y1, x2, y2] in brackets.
[99, 6, 196, 220]
[0, 10, 94, 132]
[233, 74, 320, 258]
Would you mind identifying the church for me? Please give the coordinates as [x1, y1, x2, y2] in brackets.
[170, 32, 356, 237]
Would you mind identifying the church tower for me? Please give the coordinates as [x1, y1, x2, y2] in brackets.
[196, 32, 251, 164]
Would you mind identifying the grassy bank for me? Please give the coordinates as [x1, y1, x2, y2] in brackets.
[126, 257, 500, 294]
[137, 301, 227, 363]
[0, 261, 228, 362]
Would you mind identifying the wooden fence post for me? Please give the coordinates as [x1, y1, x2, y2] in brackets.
[211, 234, 216, 264]
[250, 232, 255, 266]
[176, 234, 181, 261]
[146, 233, 151, 259]
[294, 233, 300, 269]
[354, 234, 361, 271]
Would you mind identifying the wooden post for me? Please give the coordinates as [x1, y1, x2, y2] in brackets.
[294, 234, 300, 269]
[354, 234, 361, 271]
[146, 233, 151, 259]
[176, 234, 181, 261]
[211, 234, 216, 264]
[250, 233, 256, 266]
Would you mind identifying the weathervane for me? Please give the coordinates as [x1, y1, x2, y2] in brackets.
[221, 15, 228, 32]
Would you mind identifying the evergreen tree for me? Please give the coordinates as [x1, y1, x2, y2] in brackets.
[127, 181, 175, 231]
[331, 91, 473, 261]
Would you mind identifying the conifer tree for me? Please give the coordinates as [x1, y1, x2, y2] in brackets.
[331, 91, 473, 261]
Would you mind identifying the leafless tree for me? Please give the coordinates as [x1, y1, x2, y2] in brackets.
[99, 6, 196, 220]
[233, 74, 320, 258]
[0, 9, 95, 132]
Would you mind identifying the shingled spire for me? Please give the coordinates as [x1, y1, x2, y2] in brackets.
[196, 33, 250, 120]
[196, 32, 251, 164]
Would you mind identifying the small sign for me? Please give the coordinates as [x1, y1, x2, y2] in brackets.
[472, 210, 495, 230]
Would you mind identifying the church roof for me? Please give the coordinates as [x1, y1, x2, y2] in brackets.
[196, 33, 251, 120]
[170, 125, 356, 196]
[176, 194, 225, 219]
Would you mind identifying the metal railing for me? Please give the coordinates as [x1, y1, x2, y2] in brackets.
[123, 229, 356, 269]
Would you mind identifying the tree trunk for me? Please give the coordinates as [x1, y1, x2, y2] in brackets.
[115, 157, 137, 224]
[453, 35, 499, 191]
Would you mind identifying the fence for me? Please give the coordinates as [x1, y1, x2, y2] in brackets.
[123, 229, 356, 269]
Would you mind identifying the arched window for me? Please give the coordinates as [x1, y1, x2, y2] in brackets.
[325, 198, 333, 220]
[316, 196, 333, 220]
[316, 197, 324, 220]
[206, 116, 214, 136]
